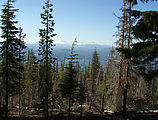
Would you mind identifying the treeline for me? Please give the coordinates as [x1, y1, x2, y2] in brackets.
[0, 0, 158, 119]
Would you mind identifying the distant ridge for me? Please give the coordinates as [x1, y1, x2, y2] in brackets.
[26, 43, 112, 61]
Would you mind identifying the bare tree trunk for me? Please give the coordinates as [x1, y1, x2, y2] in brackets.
[117, 0, 126, 111]
[123, 1, 131, 116]
[123, 84, 128, 116]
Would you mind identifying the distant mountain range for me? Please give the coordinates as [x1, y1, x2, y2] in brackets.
[26, 43, 112, 61]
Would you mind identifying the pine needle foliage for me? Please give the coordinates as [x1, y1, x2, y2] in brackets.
[118, 11, 158, 81]
[38, 0, 56, 118]
[59, 38, 78, 117]
[0, 0, 25, 117]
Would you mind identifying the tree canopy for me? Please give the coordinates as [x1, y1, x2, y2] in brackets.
[118, 11, 158, 81]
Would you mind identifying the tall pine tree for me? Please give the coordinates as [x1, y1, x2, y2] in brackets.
[59, 39, 78, 117]
[117, 0, 158, 115]
[90, 49, 100, 96]
[38, 0, 56, 118]
[0, 0, 23, 117]
[118, 10, 158, 106]
[17, 27, 26, 116]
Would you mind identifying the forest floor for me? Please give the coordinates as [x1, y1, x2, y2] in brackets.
[1, 111, 158, 120]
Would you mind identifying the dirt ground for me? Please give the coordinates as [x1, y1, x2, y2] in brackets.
[1, 111, 158, 120]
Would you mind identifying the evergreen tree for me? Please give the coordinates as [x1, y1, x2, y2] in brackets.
[115, 0, 135, 114]
[59, 39, 78, 117]
[75, 61, 86, 116]
[0, 0, 22, 117]
[84, 59, 91, 92]
[77, 78, 86, 116]
[130, 11, 158, 79]
[90, 49, 100, 96]
[17, 27, 26, 116]
[24, 49, 39, 109]
[116, 0, 154, 115]
[38, 0, 56, 118]
[53, 59, 65, 111]
[117, 0, 158, 114]
[58, 60, 65, 86]
[104, 48, 120, 111]
[95, 66, 105, 112]
[118, 10, 158, 105]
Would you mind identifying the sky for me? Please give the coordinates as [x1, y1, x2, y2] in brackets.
[0, 0, 158, 46]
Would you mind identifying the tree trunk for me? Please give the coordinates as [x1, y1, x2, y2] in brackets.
[80, 102, 83, 117]
[123, 1, 131, 116]
[45, 2, 49, 118]
[123, 84, 128, 116]
[44, 87, 49, 119]
[101, 94, 104, 114]
[68, 97, 71, 118]
[5, 77, 8, 118]
[5, 53, 9, 118]
[117, 0, 126, 112]
[19, 93, 21, 116]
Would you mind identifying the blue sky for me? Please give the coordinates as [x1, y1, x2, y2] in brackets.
[0, 0, 158, 46]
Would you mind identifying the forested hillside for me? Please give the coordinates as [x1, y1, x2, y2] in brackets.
[0, 0, 157, 120]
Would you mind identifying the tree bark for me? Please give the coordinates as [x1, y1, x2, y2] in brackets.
[123, 84, 128, 116]
[68, 97, 71, 118]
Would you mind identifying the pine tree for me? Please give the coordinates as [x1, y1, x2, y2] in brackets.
[38, 0, 56, 118]
[75, 61, 86, 116]
[17, 27, 26, 116]
[54, 59, 65, 111]
[116, 0, 158, 115]
[77, 79, 86, 116]
[90, 49, 100, 96]
[24, 49, 39, 110]
[58, 59, 65, 86]
[59, 39, 78, 117]
[115, 0, 135, 114]
[118, 10, 158, 106]
[84, 59, 91, 92]
[95, 66, 105, 112]
[104, 48, 120, 111]
[0, 0, 22, 117]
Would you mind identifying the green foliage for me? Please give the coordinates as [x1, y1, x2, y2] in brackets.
[153, 91, 158, 102]
[133, 11, 158, 41]
[97, 80, 109, 100]
[59, 39, 78, 116]
[58, 60, 65, 85]
[118, 11, 158, 81]
[126, 0, 158, 5]
[17, 27, 27, 95]
[0, 0, 27, 117]
[104, 48, 120, 111]
[59, 39, 78, 99]
[38, 0, 56, 63]
[38, 0, 56, 117]
[77, 80, 86, 105]
[25, 49, 38, 85]
[0, 0, 23, 96]
[38, 0, 56, 96]
[90, 49, 100, 95]
[24, 49, 39, 103]
[30, 100, 41, 109]
[38, 64, 53, 99]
